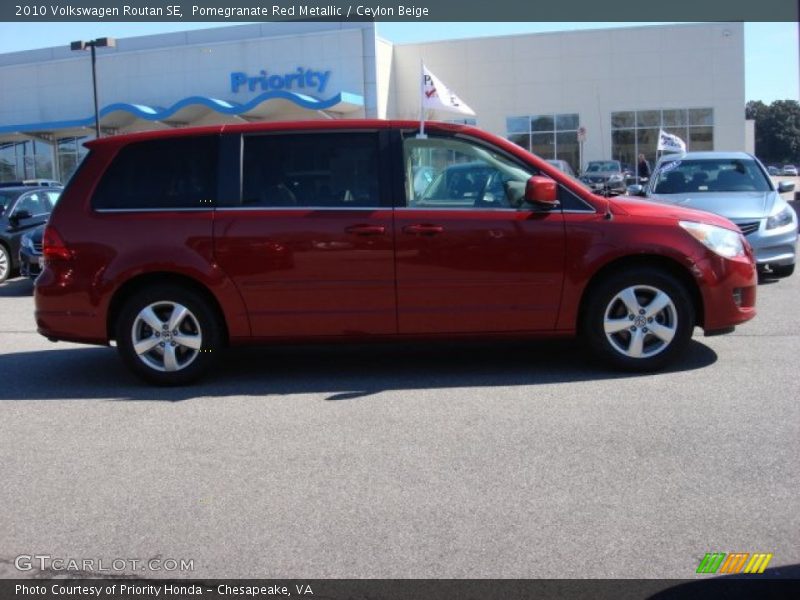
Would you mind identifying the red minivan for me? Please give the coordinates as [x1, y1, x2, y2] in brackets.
[35, 120, 756, 384]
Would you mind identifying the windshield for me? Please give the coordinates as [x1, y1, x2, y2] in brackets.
[652, 158, 771, 194]
[586, 161, 620, 172]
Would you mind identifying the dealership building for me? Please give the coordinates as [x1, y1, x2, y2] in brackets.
[0, 21, 745, 183]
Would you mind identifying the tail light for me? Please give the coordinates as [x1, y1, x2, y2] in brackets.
[42, 225, 72, 262]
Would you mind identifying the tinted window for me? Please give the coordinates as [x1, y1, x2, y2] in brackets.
[43, 191, 61, 211]
[242, 133, 380, 208]
[0, 190, 21, 213]
[92, 137, 218, 209]
[15, 192, 48, 215]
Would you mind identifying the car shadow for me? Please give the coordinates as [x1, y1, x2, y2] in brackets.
[0, 276, 33, 297]
[646, 563, 800, 599]
[0, 338, 717, 403]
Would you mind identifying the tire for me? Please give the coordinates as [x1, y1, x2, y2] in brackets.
[0, 244, 10, 283]
[771, 264, 794, 278]
[582, 268, 695, 371]
[116, 284, 222, 385]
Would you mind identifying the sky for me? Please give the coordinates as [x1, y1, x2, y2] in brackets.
[0, 21, 796, 103]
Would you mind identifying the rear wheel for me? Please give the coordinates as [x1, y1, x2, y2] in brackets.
[116, 285, 221, 385]
[583, 269, 695, 371]
[0, 244, 10, 283]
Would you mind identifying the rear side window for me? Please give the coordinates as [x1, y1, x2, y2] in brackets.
[92, 137, 218, 209]
[242, 133, 380, 208]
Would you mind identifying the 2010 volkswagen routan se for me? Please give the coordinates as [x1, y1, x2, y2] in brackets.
[35, 120, 757, 385]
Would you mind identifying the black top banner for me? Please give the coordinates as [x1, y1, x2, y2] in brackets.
[1, 0, 798, 22]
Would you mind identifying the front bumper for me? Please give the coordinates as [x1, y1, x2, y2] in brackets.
[698, 253, 757, 333]
[736, 220, 798, 268]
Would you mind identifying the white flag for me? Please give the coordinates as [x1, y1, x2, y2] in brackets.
[657, 128, 687, 153]
[422, 64, 475, 116]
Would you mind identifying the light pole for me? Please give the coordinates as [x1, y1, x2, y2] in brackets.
[70, 37, 116, 139]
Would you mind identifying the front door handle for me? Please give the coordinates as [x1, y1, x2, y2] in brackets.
[345, 224, 386, 236]
[403, 224, 444, 236]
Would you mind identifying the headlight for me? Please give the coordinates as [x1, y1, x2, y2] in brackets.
[21, 235, 34, 251]
[766, 206, 794, 230]
[609, 174, 623, 182]
[679, 221, 745, 259]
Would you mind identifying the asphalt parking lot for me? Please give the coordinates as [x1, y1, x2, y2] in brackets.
[0, 270, 798, 579]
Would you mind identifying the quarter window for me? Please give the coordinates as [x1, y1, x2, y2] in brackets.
[92, 137, 218, 210]
[242, 133, 380, 208]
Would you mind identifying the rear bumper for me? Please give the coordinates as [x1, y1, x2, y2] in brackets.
[34, 266, 108, 345]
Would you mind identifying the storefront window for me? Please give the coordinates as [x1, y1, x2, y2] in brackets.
[56, 136, 90, 183]
[506, 113, 581, 173]
[611, 108, 714, 169]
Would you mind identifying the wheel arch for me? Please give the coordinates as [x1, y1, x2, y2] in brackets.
[106, 272, 229, 345]
[577, 254, 704, 332]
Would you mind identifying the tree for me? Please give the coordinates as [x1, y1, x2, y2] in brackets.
[746, 99, 800, 164]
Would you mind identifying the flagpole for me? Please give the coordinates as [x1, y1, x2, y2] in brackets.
[419, 59, 427, 139]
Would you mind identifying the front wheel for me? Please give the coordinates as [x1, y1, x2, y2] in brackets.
[116, 285, 222, 385]
[0, 244, 10, 283]
[583, 269, 695, 371]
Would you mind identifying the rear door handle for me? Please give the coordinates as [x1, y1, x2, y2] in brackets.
[403, 224, 444, 236]
[345, 224, 386, 236]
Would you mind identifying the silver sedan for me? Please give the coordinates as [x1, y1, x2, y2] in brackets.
[628, 151, 797, 277]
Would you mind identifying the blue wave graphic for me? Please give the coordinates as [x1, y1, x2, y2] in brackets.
[0, 91, 364, 134]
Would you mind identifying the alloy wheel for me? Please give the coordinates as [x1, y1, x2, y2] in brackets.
[603, 285, 678, 359]
[131, 301, 203, 372]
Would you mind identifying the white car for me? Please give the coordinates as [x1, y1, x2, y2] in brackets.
[782, 165, 798, 176]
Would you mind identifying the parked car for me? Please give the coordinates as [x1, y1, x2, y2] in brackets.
[0, 179, 63, 188]
[782, 165, 798, 176]
[545, 159, 576, 178]
[35, 120, 756, 384]
[579, 160, 627, 195]
[767, 165, 781, 176]
[19, 224, 45, 280]
[0, 186, 61, 282]
[628, 152, 796, 277]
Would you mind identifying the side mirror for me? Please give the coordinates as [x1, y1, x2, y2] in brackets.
[10, 209, 32, 223]
[524, 176, 558, 209]
[778, 181, 795, 193]
[626, 184, 645, 196]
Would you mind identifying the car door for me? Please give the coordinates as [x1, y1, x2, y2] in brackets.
[213, 130, 397, 338]
[394, 133, 566, 334]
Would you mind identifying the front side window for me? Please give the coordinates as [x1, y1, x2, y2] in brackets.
[652, 159, 771, 194]
[404, 136, 534, 209]
[92, 136, 218, 210]
[15, 192, 48, 216]
[242, 133, 380, 208]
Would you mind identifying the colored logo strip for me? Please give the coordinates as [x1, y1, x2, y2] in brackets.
[697, 552, 773, 574]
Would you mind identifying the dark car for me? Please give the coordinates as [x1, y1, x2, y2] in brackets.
[19, 224, 45, 280]
[35, 120, 756, 385]
[0, 186, 61, 282]
[580, 160, 627, 195]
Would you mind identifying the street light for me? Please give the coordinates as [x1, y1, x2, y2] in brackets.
[70, 37, 116, 139]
